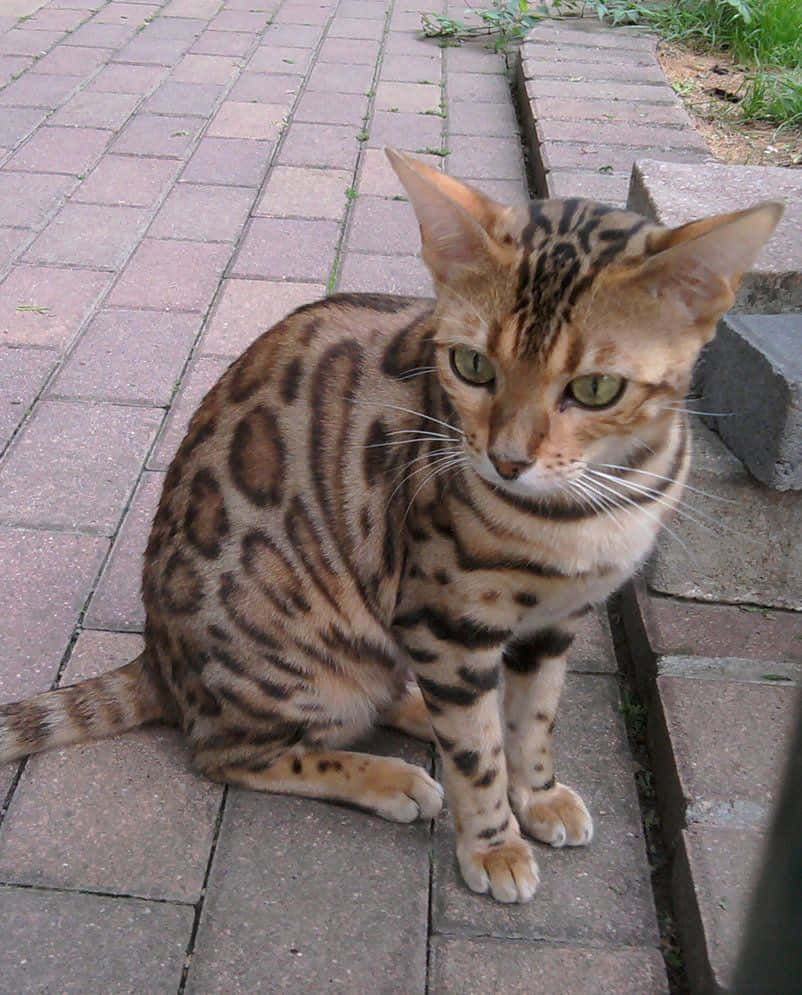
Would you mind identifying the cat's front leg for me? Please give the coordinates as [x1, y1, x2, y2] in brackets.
[399, 634, 539, 903]
[502, 629, 593, 848]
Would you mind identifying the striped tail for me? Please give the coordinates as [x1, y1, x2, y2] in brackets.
[0, 652, 166, 764]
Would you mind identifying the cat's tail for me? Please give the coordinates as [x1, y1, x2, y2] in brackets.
[0, 652, 167, 764]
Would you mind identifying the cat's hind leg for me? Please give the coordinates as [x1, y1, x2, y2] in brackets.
[380, 681, 434, 742]
[202, 747, 443, 823]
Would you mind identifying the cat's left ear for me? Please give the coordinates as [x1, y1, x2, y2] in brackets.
[633, 201, 783, 327]
[385, 147, 505, 284]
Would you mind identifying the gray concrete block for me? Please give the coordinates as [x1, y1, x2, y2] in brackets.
[429, 936, 668, 993]
[645, 420, 802, 610]
[186, 730, 433, 994]
[650, 674, 800, 846]
[0, 885, 192, 994]
[432, 675, 659, 946]
[672, 826, 765, 995]
[628, 159, 802, 311]
[699, 313, 802, 490]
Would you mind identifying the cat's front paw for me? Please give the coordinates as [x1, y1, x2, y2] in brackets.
[457, 836, 540, 903]
[510, 782, 593, 848]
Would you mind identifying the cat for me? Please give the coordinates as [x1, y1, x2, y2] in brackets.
[0, 149, 781, 904]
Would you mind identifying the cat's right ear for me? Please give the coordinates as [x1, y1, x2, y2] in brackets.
[385, 147, 499, 284]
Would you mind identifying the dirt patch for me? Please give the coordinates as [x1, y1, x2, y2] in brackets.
[657, 40, 801, 168]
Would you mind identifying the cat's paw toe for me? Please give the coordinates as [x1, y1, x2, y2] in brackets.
[457, 837, 539, 903]
[513, 782, 593, 848]
[372, 765, 444, 823]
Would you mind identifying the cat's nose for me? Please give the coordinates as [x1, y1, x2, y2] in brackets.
[489, 455, 529, 480]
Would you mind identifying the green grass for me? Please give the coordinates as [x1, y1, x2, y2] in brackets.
[598, 0, 802, 127]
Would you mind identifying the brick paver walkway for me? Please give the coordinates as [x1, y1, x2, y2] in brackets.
[0, 1, 667, 991]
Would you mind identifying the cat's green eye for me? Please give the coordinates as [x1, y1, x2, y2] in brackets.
[450, 347, 495, 387]
[567, 373, 625, 409]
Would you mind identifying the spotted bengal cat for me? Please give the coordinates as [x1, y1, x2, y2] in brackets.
[0, 151, 781, 903]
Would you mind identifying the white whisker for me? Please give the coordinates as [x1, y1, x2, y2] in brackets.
[585, 469, 718, 533]
[348, 397, 463, 438]
[593, 463, 735, 504]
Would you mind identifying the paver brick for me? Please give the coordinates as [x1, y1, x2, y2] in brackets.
[246, 44, 312, 75]
[191, 29, 253, 56]
[233, 216, 339, 281]
[294, 89, 365, 126]
[94, 2, 162, 27]
[0, 72, 78, 107]
[0, 887, 193, 993]
[30, 43, 107, 76]
[525, 40, 657, 66]
[375, 80, 440, 114]
[64, 20, 138, 48]
[210, 7, 272, 32]
[52, 308, 199, 404]
[108, 238, 231, 311]
[164, 0, 221, 16]
[50, 89, 140, 129]
[5, 125, 111, 174]
[530, 22, 655, 52]
[113, 34, 194, 66]
[0, 29, 65, 58]
[199, 278, 325, 356]
[347, 196, 420, 255]
[317, 35, 379, 64]
[533, 95, 691, 128]
[338, 0, 387, 17]
[0, 346, 56, 451]
[0, 264, 110, 349]
[447, 99, 515, 137]
[381, 53, 440, 84]
[261, 23, 323, 48]
[228, 71, 300, 104]
[277, 121, 358, 170]
[523, 57, 667, 84]
[432, 675, 659, 946]
[541, 140, 708, 174]
[446, 46, 505, 73]
[0, 399, 162, 533]
[546, 118, 707, 150]
[448, 71, 509, 103]
[652, 675, 800, 844]
[144, 79, 224, 116]
[526, 76, 676, 104]
[622, 580, 802, 669]
[136, 15, 208, 41]
[547, 168, 630, 205]
[337, 252, 431, 296]
[0, 106, 46, 147]
[24, 202, 149, 269]
[446, 136, 523, 180]
[23, 7, 89, 31]
[0, 716, 222, 902]
[208, 100, 286, 139]
[0, 171, 73, 227]
[672, 826, 765, 995]
[273, 3, 334, 25]
[171, 52, 241, 83]
[73, 153, 180, 206]
[181, 135, 272, 186]
[89, 61, 169, 93]
[111, 111, 203, 157]
[150, 182, 255, 240]
[0, 526, 108, 699]
[368, 109, 443, 151]
[85, 470, 164, 630]
[0, 57, 33, 89]
[185, 732, 431, 994]
[429, 938, 668, 994]
[384, 29, 439, 56]
[306, 60, 374, 94]
[0, 228, 31, 270]
[645, 421, 802, 610]
[149, 355, 230, 468]
[256, 165, 350, 220]
[328, 15, 384, 39]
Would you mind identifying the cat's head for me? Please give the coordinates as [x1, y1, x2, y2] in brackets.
[386, 148, 782, 500]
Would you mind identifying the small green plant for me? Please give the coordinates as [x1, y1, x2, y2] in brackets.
[356, 129, 369, 142]
[16, 304, 50, 315]
[345, 187, 357, 202]
[421, 0, 542, 50]
[416, 146, 449, 156]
